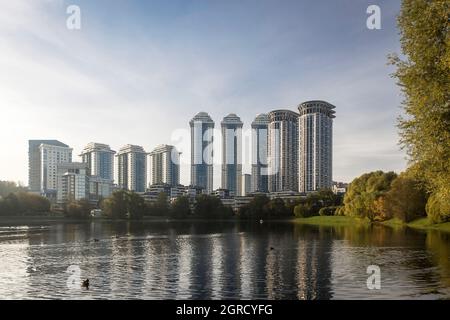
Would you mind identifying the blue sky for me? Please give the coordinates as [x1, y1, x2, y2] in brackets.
[0, 0, 406, 187]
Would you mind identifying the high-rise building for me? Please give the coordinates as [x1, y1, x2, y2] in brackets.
[28, 140, 71, 193]
[190, 112, 214, 193]
[267, 109, 299, 192]
[79, 143, 116, 182]
[89, 176, 113, 202]
[32, 142, 74, 200]
[251, 113, 269, 193]
[148, 144, 180, 186]
[298, 100, 335, 192]
[117, 144, 147, 192]
[56, 162, 88, 204]
[241, 173, 252, 196]
[221, 113, 243, 196]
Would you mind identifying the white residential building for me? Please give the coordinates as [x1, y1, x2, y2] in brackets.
[251, 113, 269, 193]
[190, 112, 214, 193]
[148, 144, 180, 187]
[80, 142, 116, 182]
[267, 109, 299, 192]
[38, 142, 73, 198]
[117, 144, 147, 192]
[221, 113, 243, 196]
[56, 162, 88, 204]
[298, 100, 335, 193]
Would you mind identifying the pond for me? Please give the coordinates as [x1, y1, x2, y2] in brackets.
[0, 220, 448, 299]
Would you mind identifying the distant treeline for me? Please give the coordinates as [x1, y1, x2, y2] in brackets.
[0, 181, 51, 216]
[0, 173, 434, 224]
[77, 189, 344, 220]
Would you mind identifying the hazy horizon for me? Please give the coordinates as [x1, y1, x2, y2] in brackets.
[0, 0, 407, 187]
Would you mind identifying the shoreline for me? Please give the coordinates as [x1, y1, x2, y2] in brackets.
[1, 215, 449, 233]
[294, 216, 450, 233]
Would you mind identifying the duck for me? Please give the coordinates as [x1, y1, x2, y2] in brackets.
[82, 279, 90, 289]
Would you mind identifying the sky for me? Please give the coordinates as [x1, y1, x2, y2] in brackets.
[0, 0, 407, 188]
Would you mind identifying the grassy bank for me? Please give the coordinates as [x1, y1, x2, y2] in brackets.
[380, 217, 450, 232]
[406, 218, 450, 232]
[294, 216, 450, 233]
[293, 215, 368, 226]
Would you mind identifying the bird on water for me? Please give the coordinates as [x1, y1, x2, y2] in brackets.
[82, 279, 89, 289]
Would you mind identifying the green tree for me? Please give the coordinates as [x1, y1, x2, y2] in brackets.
[193, 194, 232, 219]
[101, 190, 145, 219]
[16, 192, 51, 215]
[127, 192, 146, 219]
[66, 199, 91, 219]
[0, 181, 26, 197]
[293, 203, 309, 218]
[238, 194, 270, 220]
[170, 196, 191, 218]
[390, 0, 450, 223]
[384, 173, 428, 222]
[319, 206, 340, 216]
[343, 171, 397, 221]
[153, 192, 169, 217]
[266, 198, 291, 218]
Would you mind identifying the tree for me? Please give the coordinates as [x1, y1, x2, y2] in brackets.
[0, 181, 26, 197]
[193, 194, 232, 219]
[101, 190, 145, 219]
[152, 192, 169, 217]
[383, 173, 428, 222]
[102, 191, 127, 219]
[16, 192, 51, 215]
[127, 192, 146, 219]
[318, 206, 340, 216]
[343, 171, 397, 221]
[294, 203, 309, 218]
[238, 194, 270, 220]
[170, 196, 191, 218]
[66, 199, 91, 219]
[390, 0, 450, 223]
[266, 198, 291, 218]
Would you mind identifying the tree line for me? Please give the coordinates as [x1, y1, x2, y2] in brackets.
[0, 181, 51, 216]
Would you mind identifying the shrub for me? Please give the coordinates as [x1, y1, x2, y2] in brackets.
[319, 206, 339, 216]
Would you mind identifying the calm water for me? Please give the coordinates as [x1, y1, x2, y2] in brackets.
[0, 220, 448, 300]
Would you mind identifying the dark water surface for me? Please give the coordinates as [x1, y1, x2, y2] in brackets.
[0, 220, 448, 299]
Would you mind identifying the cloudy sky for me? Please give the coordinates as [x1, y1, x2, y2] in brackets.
[0, 0, 407, 187]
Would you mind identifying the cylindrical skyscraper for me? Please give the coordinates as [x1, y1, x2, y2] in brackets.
[221, 113, 243, 196]
[251, 113, 269, 193]
[190, 112, 214, 193]
[267, 109, 299, 192]
[298, 100, 335, 193]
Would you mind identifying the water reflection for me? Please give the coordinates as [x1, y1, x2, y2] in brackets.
[0, 221, 448, 299]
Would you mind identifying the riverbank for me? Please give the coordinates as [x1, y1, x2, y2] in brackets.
[381, 217, 450, 233]
[293, 215, 450, 233]
[293, 216, 369, 226]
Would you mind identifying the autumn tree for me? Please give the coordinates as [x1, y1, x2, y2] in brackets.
[390, 0, 449, 223]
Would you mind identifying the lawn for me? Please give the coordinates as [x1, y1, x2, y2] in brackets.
[293, 215, 368, 226]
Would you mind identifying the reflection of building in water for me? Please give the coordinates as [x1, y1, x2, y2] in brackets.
[262, 225, 333, 299]
[295, 230, 333, 300]
[220, 229, 242, 298]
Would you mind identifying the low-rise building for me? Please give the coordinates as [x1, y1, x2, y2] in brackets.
[332, 182, 348, 195]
